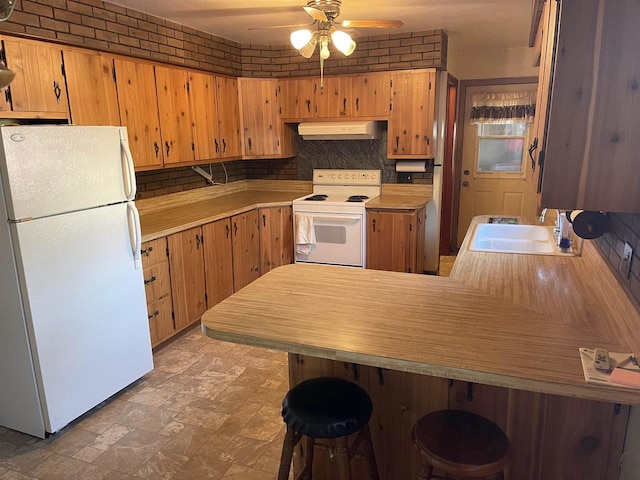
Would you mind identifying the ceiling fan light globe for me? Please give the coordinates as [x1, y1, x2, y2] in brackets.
[290, 29, 313, 50]
[0, 63, 15, 89]
[320, 39, 330, 60]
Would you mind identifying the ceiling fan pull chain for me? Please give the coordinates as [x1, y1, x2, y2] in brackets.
[320, 57, 325, 89]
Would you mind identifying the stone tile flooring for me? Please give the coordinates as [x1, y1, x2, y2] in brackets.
[0, 329, 291, 480]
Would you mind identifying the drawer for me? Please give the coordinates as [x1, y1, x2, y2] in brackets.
[141, 237, 167, 268]
[147, 296, 174, 347]
[143, 262, 171, 303]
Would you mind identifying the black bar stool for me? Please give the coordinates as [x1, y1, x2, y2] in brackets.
[412, 409, 510, 479]
[277, 376, 380, 480]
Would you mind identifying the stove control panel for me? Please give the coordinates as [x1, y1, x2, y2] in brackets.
[313, 169, 381, 186]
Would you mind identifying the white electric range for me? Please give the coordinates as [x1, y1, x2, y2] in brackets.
[292, 169, 381, 268]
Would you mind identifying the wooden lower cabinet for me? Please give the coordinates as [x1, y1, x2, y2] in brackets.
[141, 238, 174, 347]
[290, 356, 630, 480]
[366, 207, 425, 273]
[259, 206, 293, 275]
[167, 227, 206, 331]
[231, 210, 260, 291]
[202, 218, 234, 308]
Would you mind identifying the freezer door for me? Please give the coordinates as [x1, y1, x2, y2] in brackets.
[0, 126, 136, 221]
[11, 202, 153, 434]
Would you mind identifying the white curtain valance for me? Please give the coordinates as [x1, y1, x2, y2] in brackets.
[470, 90, 536, 125]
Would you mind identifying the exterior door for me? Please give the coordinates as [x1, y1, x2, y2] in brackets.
[456, 83, 539, 247]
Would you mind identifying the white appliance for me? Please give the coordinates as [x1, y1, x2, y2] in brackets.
[293, 169, 381, 268]
[298, 121, 381, 140]
[0, 125, 153, 438]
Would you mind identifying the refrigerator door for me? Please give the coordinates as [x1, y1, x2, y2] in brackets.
[11, 201, 152, 434]
[0, 126, 136, 221]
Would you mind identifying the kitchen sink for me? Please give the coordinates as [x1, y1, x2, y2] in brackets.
[469, 223, 567, 255]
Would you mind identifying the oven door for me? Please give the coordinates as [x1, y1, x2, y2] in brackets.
[294, 212, 364, 268]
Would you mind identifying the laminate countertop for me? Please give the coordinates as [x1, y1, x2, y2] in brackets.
[365, 194, 430, 210]
[202, 216, 640, 405]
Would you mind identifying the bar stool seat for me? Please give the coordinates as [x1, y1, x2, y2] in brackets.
[412, 409, 510, 479]
[278, 377, 379, 480]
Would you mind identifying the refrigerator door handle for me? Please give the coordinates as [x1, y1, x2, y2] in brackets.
[127, 202, 142, 269]
[120, 130, 137, 201]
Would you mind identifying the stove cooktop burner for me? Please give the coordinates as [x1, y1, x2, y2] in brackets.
[346, 195, 369, 203]
[304, 194, 329, 201]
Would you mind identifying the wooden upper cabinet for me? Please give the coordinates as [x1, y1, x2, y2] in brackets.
[315, 76, 351, 118]
[280, 78, 316, 119]
[154, 65, 194, 165]
[63, 49, 120, 126]
[238, 78, 296, 158]
[351, 73, 391, 117]
[1, 37, 68, 116]
[388, 69, 436, 158]
[539, 0, 640, 212]
[189, 70, 220, 162]
[114, 58, 163, 170]
[259, 206, 293, 275]
[215, 76, 242, 158]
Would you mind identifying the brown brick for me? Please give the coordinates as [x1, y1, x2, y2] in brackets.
[412, 44, 435, 53]
[9, 11, 41, 27]
[54, 9, 81, 24]
[82, 15, 106, 30]
[70, 23, 95, 37]
[138, 20, 157, 33]
[158, 44, 176, 56]
[157, 25, 176, 38]
[40, 17, 70, 33]
[118, 35, 139, 47]
[401, 37, 423, 46]
[77, 0, 104, 8]
[147, 15, 166, 27]
[22, 1, 54, 17]
[67, 1, 93, 15]
[25, 26, 57, 38]
[128, 27, 149, 41]
[116, 13, 137, 27]
[95, 29, 118, 43]
[148, 32, 167, 45]
[125, 8, 146, 20]
[411, 59, 435, 68]
[37, 0, 67, 8]
[103, 3, 127, 14]
[139, 40, 159, 52]
[83, 37, 109, 50]
[166, 37, 183, 48]
[105, 21, 127, 35]
[390, 46, 411, 55]
[56, 32, 84, 44]
[92, 7, 117, 22]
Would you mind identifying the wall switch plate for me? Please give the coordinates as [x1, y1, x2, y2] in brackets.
[623, 242, 633, 279]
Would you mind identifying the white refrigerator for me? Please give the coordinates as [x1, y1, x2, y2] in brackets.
[0, 125, 153, 438]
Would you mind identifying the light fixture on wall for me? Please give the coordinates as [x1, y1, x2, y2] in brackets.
[0, 0, 17, 89]
[277, 1, 402, 87]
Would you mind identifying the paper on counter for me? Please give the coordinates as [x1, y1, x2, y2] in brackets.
[579, 348, 640, 389]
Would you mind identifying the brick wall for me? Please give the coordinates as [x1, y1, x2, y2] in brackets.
[595, 213, 640, 308]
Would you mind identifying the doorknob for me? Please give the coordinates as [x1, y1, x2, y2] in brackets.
[462, 181, 469, 187]
[464, 170, 470, 175]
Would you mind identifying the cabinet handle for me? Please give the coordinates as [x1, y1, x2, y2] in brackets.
[144, 275, 156, 285]
[409, 223, 413, 232]
[225, 224, 230, 238]
[222, 138, 227, 153]
[425, 137, 430, 146]
[395, 136, 400, 150]
[528, 137, 539, 171]
[165, 141, 170, 157]
[148, 310, 159, 320]
[355, 97, 359, 111]
[372, 218, 376, 232]
[214, 138, 219, 153]
[4, 88, 10, 104]
[305, 99, 311, 113]
[53, 81, 61, 103]
[234, 222, 238, 235]
[195, 233, 201, 249]
[342, 97, 347, 113]
[247, 137, 252, 151]
[262, 214, 266, 227]
[153, 142, 159, 158]
[140, 246, 154, 256]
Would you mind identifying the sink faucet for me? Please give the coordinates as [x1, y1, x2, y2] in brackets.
[539, 208, 548, 224]
[539, 208, 568, 246]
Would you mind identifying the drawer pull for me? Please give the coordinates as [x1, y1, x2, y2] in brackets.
[148, 310, 159, 320]
[144, 275, 156, 285]
[141, 246, 154, 256]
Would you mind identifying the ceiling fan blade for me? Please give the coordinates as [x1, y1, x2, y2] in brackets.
[340, 20, 404, 28]
[303, 6, 328, 22]
[248, 23, 311, 31]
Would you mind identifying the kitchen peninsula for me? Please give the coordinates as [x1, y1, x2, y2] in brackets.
[201, 216, 640, 480]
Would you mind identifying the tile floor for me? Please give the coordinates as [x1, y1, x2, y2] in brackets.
[0, 330, 292, 480]
[0, 260, 456, 480]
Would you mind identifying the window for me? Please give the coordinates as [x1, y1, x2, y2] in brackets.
[476, 123, 527, 174]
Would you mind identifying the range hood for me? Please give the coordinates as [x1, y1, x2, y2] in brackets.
[298, 121, 381, 140]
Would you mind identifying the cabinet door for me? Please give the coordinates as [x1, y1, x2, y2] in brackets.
[315, 76, 351, 118]
[202, 218, 234, 308]
[238, 78, 281, 156]
[415, 206, 425, 274]
[63, 49, 120, 126]
[168, 227, 206, 331]
[147, 296, 174, 348]
[366, 210, 418, 273]
[280, 78, 316, 119]
[388, 70, 436, 158]
[231, 210, 260, 291]
[189, 71, 220, 162]
[351, 73, 391, 117]
[155, 65, 194, 165]
[114, 58, 163, 170]
[259, 206, 293, 275]
[2, 37, 68, 115]
[215, 76, 242, 158]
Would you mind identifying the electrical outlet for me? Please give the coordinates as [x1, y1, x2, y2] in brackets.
[622, 242, 633, 279]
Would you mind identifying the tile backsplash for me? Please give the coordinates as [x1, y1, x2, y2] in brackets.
[595, 212, 640, 307]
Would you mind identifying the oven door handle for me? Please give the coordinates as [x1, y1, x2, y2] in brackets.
[309, 215, 362, 223]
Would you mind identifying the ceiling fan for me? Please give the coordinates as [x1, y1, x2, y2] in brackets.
[253, 1, 403, 85]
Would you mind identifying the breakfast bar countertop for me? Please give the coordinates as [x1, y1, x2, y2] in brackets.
[202, 215, 640, 405]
